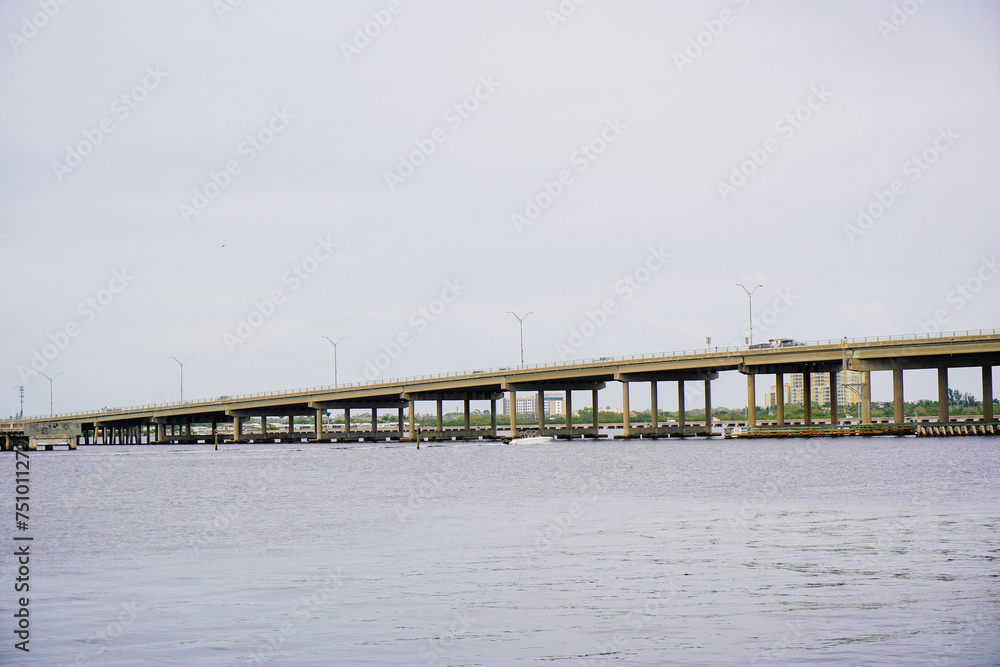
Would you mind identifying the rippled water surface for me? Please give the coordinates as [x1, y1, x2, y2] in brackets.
[6, 436, 1000, 665]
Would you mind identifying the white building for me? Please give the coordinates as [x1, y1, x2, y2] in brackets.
[502, 392, 565, 417]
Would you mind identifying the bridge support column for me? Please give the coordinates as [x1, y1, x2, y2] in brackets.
[233, 416, 243, 442]
[622, 382, 631, 438]
[704, 378, 712, 433]
[565, 390, 573, 438]
[408, 400, 415, 440]
[490, 399, 497, 438]
[436, 399, 443, 439]
[591, 387, 599, 437]
[155, 422, 163, 443]
[314, 409, 323, 441]
[803, 373, 812, 426]
[937, 367, 949, 423]
[747, 374, 756, 427]
[463, 399, 471, 439]
[984, 366, 994, 422]
[650, 382, 658, 434]
[893, 369, 905, 424]
[829, 371, 838, 425]
[510, 390, 518, 438]
[344, 410, 350, 438]
[184, 421, 191, 439]
[677, 381, 686, 431]
[537, 390, 545, 435]
[398, 407, 405, 440]
[862, 371, 872, 425]
[371, 408, 378, 439]
[776, 374, 784, 426]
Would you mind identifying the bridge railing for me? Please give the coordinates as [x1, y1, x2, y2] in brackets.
[15, 327, 1000, 422]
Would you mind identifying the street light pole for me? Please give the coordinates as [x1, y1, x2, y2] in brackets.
[737, 283, 763, 346]
[169, 357, 193, 402]
[322, 336, 348, 388]
[507, 311, 532, 366]
[39, 373, 62, 417]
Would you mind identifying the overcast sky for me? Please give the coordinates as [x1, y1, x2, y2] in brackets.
[2, 1, 998, 417]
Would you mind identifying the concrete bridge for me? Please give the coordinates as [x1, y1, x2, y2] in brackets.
[3, 329, 999, 448]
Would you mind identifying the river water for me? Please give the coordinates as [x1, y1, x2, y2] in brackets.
[4, 436, 999, 666]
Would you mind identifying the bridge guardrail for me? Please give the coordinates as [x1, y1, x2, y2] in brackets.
[13, 328, 999, 422]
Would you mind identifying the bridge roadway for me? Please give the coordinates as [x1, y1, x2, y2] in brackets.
[5, 329, 1000, 447]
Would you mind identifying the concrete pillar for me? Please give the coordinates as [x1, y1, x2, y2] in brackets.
[776, 374, 784, 426]
[344, 409, 351, 436]
[184, 421, 191, 438]
[893, 369, 905, 424]
[622, 381, 631, 438]
[704, 378, 712, 431]
[490, 399, 497, 438]
[537, 390, 545, 434]
[398, 407, 405, 439]
[288, 415, 294, 436]
[984, 366, 994, 422]
[565, 390, 573, 437]
[829, 371, 838, 425]
[862, 371, 872, 425]
[650, 382, 658, 431]
[315, 409, 323, 440]
[234, 416, 243, 442]
[747, 374, 756, 427]
[371, 408, 378, 438]
[510, 390, 518, 438]
[408, 400, 415, 440]
[803, 372, 812, 426]
[677, 381, 686, 429]
[938, 367, 949, 423]
[436, 398, 443, 437]
[463, 398, 471, 438]
[591, 387, 599, 436]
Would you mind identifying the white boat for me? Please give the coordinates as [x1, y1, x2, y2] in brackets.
[507, 435, 554, 445]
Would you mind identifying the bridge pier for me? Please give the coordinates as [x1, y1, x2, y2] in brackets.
[464, 399, 471, 439]
[747, 374, 756, 427]
[893, 369, 905, 424]
[408, 400, 415, 440]
[510, 390, 518, 438]
[591, 387, 599, 437]
[775, 374, 784, 426]
[233, 416, 243, 442]
[436, 399, 443, 439]
[803, 372, 812, 426]
[650, 382, 658, 434]
[677, 381, 686, 431]
[984, 366, 994, 422]
[829, 371, 839, 425]
[704, 378, 712, 430]
[537, 390, 546, 436]
[937, 367, 949, 423]
[621, 382, 630, 438]
[398, 407, 405, 439]
[490, 399, 497, 438]
[565, 390, 573, 438]
[862, 371, 872, 424]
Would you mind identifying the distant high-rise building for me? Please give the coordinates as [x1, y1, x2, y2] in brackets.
[768, 369, 866, 407]
[503, 392, 565, 417]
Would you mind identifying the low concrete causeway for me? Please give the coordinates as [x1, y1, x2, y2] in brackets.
[4, 330, 999, 448]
